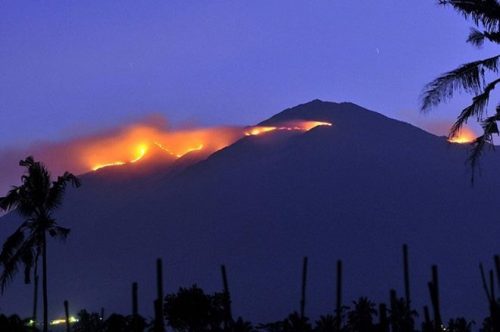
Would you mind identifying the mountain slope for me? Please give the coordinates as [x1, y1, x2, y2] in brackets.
[0, 100, 499, 324]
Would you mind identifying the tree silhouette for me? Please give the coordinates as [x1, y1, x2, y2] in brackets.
[104, 314, 132, 332]
[421, 0, 500, 170]
[281, 312, 312, 332]
[346, 297, 377, 332]
[314, 315, 336, 332]
[72, 310, 104, 332]
[388, 294, 417, 332]
[231, 317, 255, 332]
[164, 284, 226, 332]
[0, 156, 80, 332]
[446, 317, 474, 332]
[0, 313, 37, 332]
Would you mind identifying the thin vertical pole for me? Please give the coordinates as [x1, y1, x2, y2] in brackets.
[155, 258, 165, 332]
[300, 257, 308, 319]
[430, 265, 442, 330]
[221, 265, 233, 328]
[32, 274, 39, 325]
[132, 282, 138, 316]
[64, 300, 70, 332]
[336, 260, 343, 331]
[403, 244, 411, 308]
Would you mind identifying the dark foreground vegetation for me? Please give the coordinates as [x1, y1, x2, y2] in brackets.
[1, 252, 499, 332]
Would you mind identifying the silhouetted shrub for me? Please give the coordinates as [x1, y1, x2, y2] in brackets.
[164, 284, 226, 332]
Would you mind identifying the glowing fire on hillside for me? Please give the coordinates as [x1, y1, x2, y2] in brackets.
[244, 121, 332, 136]
[448, 127, 476, 144]
[86, 120, 332, 171]
[92, 144, 148, 171]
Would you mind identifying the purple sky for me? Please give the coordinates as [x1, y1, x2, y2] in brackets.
[1, 1, 497, 151]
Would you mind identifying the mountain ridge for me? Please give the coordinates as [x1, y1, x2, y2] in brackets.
[0, 100, 498, 324]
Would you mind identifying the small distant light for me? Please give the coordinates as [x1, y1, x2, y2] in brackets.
[49, 316, 79, 326]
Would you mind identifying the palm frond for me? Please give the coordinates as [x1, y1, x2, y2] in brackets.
[47, 172, 80, 210]
[0, 233, 37, 293]
[0, 231, 24, 270]
[438, 0, 500, 31]
[467, 28, 500, 46]
[421, 55, 500, 111]
[18, 156, 35, 168]
[0, 187, 21, 212]
[25, 160, 52, 208]
[48, 225, 70, 240]
[449, 77, 500, 137]
[468, 28, 488, 46]
[468, 104, 500, 181]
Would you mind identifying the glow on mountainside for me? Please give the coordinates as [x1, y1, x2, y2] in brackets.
[448, 127, 475, 144]
[88, 120, 332, 171]
[154, 141, 204, 158]
[92, 144, 148, 171]
[244, 121, 332, 136]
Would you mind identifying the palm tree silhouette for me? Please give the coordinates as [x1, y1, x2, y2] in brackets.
[446, 318, 474, 332]
[314, 314, 338, 332]
[346, 297, 377, 332]
[0, 156, 80, 332]
[388, 294, 417, 332]
[421, 0, 500, 170]
[282, 312, 312, 332]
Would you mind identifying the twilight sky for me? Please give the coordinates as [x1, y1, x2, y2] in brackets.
[1, 1, 497, 152]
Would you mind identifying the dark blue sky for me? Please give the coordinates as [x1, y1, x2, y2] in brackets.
[1, 1, 497, 148]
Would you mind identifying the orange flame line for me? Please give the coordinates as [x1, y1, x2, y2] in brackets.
[91, 121, 332, 172]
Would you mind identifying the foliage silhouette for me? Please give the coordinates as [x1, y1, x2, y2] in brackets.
[282, 312, 312, 332]
[447, 318, 474, 332]
[104, 313, 130, 331]
[421, 0, 500, 172]
[0, 156, 80, 332]
[346, 297, 377, 332]
[0, 313, 37, 331]
[72, 309, 147, 332]
[163, 284, 226, 332]
[313, 314, 337, 332]
[388, 291, 417, 332]
[72, 310, 104, 332]
[231, 317, 255, 332]
[256, 312, 312, 332]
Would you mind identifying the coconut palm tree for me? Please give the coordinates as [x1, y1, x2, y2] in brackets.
[346, 297, 377, 332]
[314, 314, 338, 332]
[421, 0, 500, 171]
[0, 156, 80, 332]
[446, 318, 474, 332]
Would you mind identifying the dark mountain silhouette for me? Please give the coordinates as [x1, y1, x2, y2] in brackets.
[1, 100, 499, 323]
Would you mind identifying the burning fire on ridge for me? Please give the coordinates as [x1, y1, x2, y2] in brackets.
[244, 121, 332, 136]
[80, 125, 242, 172]
[86, 120, 332, 171]
[448, 127, 476, 144]
[0, 116, 332, 190]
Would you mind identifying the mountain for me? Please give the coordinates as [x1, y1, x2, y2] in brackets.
[1, 100, 499, 324]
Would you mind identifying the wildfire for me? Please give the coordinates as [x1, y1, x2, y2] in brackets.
[92, 144, 148, 171]
[154, 142, 204, 158]
[245, 127, 277, 136]
[448, 127, 476, 144]
[82, 119, 332, 172]
[245, 121, 332, 136]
